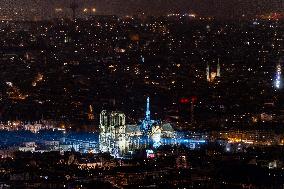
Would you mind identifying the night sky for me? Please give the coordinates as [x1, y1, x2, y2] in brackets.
[0, 0, 283, 20]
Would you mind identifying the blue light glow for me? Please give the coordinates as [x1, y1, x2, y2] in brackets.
[275, 64, 281, 89]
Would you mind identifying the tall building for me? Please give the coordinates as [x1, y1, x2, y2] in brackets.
[206, 64, 210, 81]
[145, 97, 151, 121]
[275, 63, 281, 89]
[206, 60, 221, 82]
[141, 97, 156, 133]
[87, 105, 94, 120]
[99, 110, 126, 138]
[99, 110, 128, 156]
[217, 58, 221, 77]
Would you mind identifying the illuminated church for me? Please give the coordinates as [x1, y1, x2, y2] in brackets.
[99, 97, 175, 157]
[99, 110, 128, 155]
[141, 97, 157, 134]
[206, 59, 221, 82]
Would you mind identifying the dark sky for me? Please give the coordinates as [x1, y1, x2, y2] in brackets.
[0, 0, 283, 20]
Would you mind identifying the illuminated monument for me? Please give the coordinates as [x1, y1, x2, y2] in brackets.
[98, 97, 202, 157]
[141, 97, 156, 134]
[275, 63, 281, 89]
[99, 110, 128, 156]
[207, 59, 221, 82]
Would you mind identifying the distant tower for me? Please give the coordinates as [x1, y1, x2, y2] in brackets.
[99, 110, 125, 137]
[217, 58, 221, 77]
[206, 64, 210, 81]
[99, 110, 127, 156]
[99, 110, 108, 133]
[88, 105, 95, 120]
[207, 60, 220, 82]
[70, 1, 79, 21]
[146, 97, 151, 121]
[275, 63, 281, 89]
[141, 97, 155, 133]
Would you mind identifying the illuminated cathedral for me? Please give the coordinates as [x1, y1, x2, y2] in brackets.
[99, 110, 128, 156]
[141, 97, 157, 134]
[206, 59, 221, 82]
[99, 97, 175, 157]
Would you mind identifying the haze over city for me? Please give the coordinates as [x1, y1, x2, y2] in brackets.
[0, 0, 283, 20]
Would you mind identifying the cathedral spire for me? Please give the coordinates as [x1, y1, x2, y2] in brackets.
[217, 58, 221, 77]
[146, 97, 151, 121]
[142, 96, 154, 132]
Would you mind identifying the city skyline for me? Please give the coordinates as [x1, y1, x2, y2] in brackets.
[0, 0, 283, 20]
[0, 1, 284, 188]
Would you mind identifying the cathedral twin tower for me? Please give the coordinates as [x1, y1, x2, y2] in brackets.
[207, 59, 221, 82]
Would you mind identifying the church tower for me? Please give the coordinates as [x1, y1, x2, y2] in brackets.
[206, 64, 210, 81]
[217, 58, 221, 77]
[141, 97, 155, 133]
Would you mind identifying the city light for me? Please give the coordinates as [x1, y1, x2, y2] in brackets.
[275, 63, 281, 89]
[0, 2, 284, 188]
